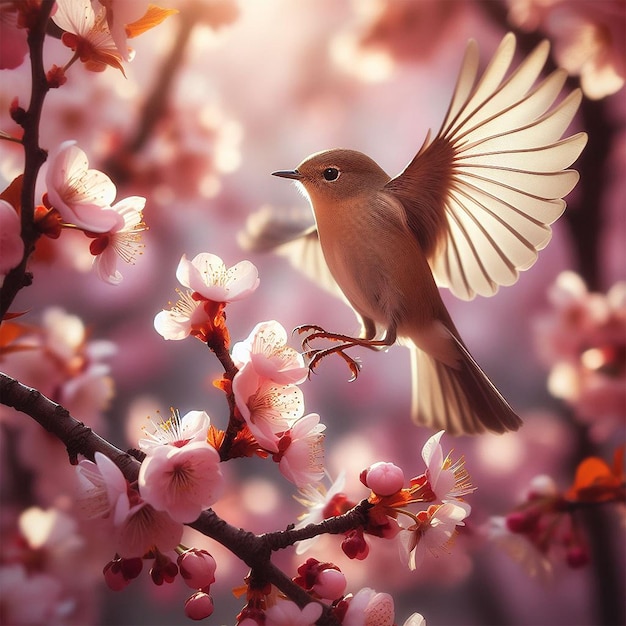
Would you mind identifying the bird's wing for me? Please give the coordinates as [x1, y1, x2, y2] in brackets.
[238, 205, 347, 302]
[384, 33, 587, 300]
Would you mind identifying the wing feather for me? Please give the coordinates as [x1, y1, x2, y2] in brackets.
[385, 33, 587, 300]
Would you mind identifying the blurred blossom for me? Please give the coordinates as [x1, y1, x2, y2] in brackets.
[264, 600, 322, 626]
[533, 271, 626, 439]
[101, 0, 150, 61]
[507, 0, 625, 99]
[0, 4, 28, 69]
[0, 198, 23, 282]
[293, 471, 349, 554]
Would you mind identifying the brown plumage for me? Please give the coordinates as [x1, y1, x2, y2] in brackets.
[266, 33, 587, 435]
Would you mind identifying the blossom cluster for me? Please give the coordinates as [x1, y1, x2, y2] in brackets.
[489, 447, 625, 579]
[533, 271, 626, 440]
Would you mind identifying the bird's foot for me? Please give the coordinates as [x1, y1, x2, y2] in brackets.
[294, 324, 390, 382]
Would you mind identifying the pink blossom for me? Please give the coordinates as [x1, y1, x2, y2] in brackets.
[0, 565, 64, 625]
[139, 441, 224, 523]
[399, 501, 471, 571]
[0, 199, 23, 282]
[265, 600, 323, 626]
[45, 141, 121, 233]
[52, 0, 129, 75]
[342, 587, 395, 626]
[176, 252, 259, 303]
[154, 289, 213, 341]
[185, 591, 215, 620]
[233, 363, 304, 452]
[421, 430, 475, 502]
[138, 409, 211, 451]
[232, 320, 308, 384]
[116, 502, 183, 558]
[486, 516, 552, 580]
[275, 414, 325, 488]
[0, 6, 28, 69]
[75, 451, 129, 520]
[293, 471, 347, 554]
[90, 195, 147, 284]
[362, 461, 405, 496]
[102, 0, 150, 61]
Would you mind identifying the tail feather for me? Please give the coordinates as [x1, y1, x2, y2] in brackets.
[410, 339, 522, 435]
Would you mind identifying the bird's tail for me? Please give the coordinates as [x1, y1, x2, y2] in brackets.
[409, 337, 522, 435]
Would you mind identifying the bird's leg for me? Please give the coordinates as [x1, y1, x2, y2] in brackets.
[294, 323, 396, 381]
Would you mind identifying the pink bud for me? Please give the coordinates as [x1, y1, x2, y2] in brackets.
[362, 462, 405, 496]
[312, 567, 347, 601]
[178, 548, 217, 590]
[185, 591, 215, 620]
[566, 545, 589, 568]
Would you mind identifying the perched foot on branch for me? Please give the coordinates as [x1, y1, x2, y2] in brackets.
[294, 324, 395, 382]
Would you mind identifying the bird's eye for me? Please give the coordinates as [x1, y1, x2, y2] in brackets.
[322, 167, 340, 181]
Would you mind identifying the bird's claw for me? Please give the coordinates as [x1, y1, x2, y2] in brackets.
[304, 346, 362, 382]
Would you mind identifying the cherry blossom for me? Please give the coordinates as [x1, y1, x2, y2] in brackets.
[421, 431, 475, 503]
[264, 600, 323, 626]
[76, 452, 183, 557]
[52, 0, 129, 75]
[342, 587, 395, 626]
[233, 364, 304, 452]
[75, 451, 129, 520]
[154, 289, 215, 341]
[117, 502, 183, 559]
[176, 252, 260, 303]
[232, 320, 308, 385]
[45, 141, 121, 233]
[139, 409, 211, 451]
[139, 441, 224, 523]
[274, 413, 325, 487]
[90, 195, 147, 284]
[100, 0, 150, 61]
[293, 471, 349, 554]
[399, 501, 471, 571]
[0, 199, 23, 282]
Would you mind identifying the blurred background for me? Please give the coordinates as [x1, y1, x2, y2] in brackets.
[0, 1, 624, 624]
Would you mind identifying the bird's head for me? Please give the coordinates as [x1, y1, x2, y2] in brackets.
[272, 149, 390, 208]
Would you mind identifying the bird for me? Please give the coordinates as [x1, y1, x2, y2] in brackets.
[254, 33, 587, 435]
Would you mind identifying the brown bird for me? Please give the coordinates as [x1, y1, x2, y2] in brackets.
[253, 33, 586, 435]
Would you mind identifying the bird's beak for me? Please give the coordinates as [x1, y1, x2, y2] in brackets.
[272, 169, 302, 180]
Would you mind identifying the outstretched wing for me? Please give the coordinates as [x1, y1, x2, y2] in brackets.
[238, 205, 347, 302]
[385, 33, 587, 300]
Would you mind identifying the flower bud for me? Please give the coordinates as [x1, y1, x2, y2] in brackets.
[361, 461, 405, 496]
[178, 548, 217, 590]
[566, 545, 589, 568]
[312, 567, 347, 601]
[184, 591, 214, 620]
[341, 528, 369, 560]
